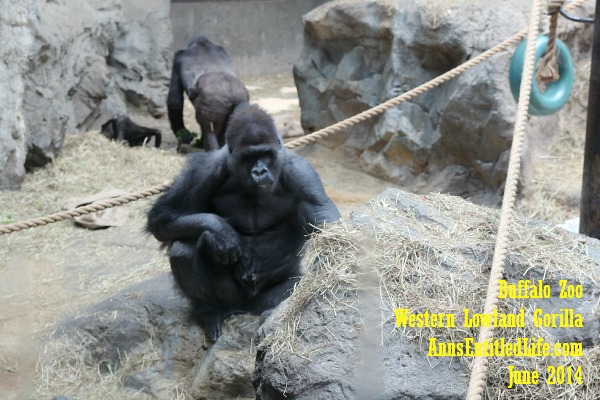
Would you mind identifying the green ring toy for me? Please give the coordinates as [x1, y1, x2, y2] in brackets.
[509, 35, 574, 116]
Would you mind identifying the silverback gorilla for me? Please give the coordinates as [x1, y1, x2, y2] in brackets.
[147, 104, 340, 340]
[167, 34, 249, 151]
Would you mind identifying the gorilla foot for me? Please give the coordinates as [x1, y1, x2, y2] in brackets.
[190, 308, 223, 341]
[203, 318, 222, 342]
[190, 300, 239, 341]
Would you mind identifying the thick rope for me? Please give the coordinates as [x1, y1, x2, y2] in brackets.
[0, 0, 586, 236]
[536, 0, 566, 83]
[465, 0, 544, 399]
[0, 183, 170, 235]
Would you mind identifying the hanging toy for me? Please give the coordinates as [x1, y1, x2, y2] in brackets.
[509, 35, 574, 116]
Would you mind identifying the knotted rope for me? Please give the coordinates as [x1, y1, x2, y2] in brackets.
[465, 0, 544, 398]
[536, 0, 566, 83]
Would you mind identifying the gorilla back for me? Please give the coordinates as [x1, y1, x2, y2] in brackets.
[147, 104, 340, 340]
[167, 34, 249, 151]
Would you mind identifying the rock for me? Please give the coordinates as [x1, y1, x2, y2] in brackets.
[293, 0, 593, 202]
[558, 217, 580, 234]
[0, 0, 171, 189]
[38, 273, 259, 400]
[254, 188, 600, 399]
[0, 0, 33, 189]
[273, 114, 304, 138]
[34, 188, 600, 399]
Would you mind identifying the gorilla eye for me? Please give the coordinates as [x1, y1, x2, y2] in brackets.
[244, 151, 274, 164]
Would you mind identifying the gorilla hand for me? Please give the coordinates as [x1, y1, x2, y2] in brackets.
[198, 223, 241, 265]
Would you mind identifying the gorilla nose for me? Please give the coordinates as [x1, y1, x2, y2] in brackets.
[252, 167, 269, 183]
[242, 272, 256, 284]
[241, 272, 258, 293]
[253, 166, 267, 178]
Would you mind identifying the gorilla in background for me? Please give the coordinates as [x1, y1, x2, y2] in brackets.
[101, 115, 162, 148]
[168, 34, 249, 151]
[147, 104, 340, 340]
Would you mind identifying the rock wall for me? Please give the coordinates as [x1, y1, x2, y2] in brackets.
[0, 0, 35, 190]
[294, 0, 593, 202]
[0, 0, 172, 189]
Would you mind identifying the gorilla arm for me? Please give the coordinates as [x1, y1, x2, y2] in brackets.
[282, 151, 341, 232]
[146, 150, 238, 256]
[167, 51, 187, 135]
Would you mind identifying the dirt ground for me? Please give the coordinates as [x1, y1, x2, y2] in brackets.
[0, 74, 398, 399]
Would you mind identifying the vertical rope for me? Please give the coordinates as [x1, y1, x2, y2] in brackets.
[536, 0, 566, 83]
[464, 0, 544, 398]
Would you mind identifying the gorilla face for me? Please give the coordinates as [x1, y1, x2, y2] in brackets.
[225, 104, 284, 196]
[233, 144, 282, 196]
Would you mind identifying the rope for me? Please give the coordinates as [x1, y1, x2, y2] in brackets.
[536, 0, 566, 83]
[0, 183, 170, 235]
[465, 0, 544, 398]
[0, 0, 586, 236]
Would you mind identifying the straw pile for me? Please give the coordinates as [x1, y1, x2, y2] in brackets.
[519, 60, 591, 224]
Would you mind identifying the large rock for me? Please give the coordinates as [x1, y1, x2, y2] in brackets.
[0, 0, 34, 189]
[38, 273, 259, 400]
[254, 189, 600, 399]
[0, 0, 171, 189]
[294, 0, 593, 201]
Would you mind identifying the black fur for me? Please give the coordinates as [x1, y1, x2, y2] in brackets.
[167, 34, 249, 151]
[101, 115, 161, 148]
[147, 105, 340, 340]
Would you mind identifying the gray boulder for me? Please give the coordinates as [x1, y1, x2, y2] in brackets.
[0, 0, 33, 189]
[294, 0, 593, 201]
[0, 0, 171, 189]
[254, 188, 600, 399]
[38, 272, 258, 400]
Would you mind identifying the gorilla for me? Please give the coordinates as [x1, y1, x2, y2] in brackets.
[147, 104, 340, 340]
[101, 115, 162, 148]
[168, 34, 249, 151]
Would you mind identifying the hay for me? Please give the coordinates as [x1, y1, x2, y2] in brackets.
[261, 191, 600, 399]
[0, 132, 183, 286]
[38, 326, 190, 399]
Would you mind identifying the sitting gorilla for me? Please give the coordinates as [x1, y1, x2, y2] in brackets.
[147, 104, 340, 340]
[168, 34, 249, 151]
[101, 115, 161, 148]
